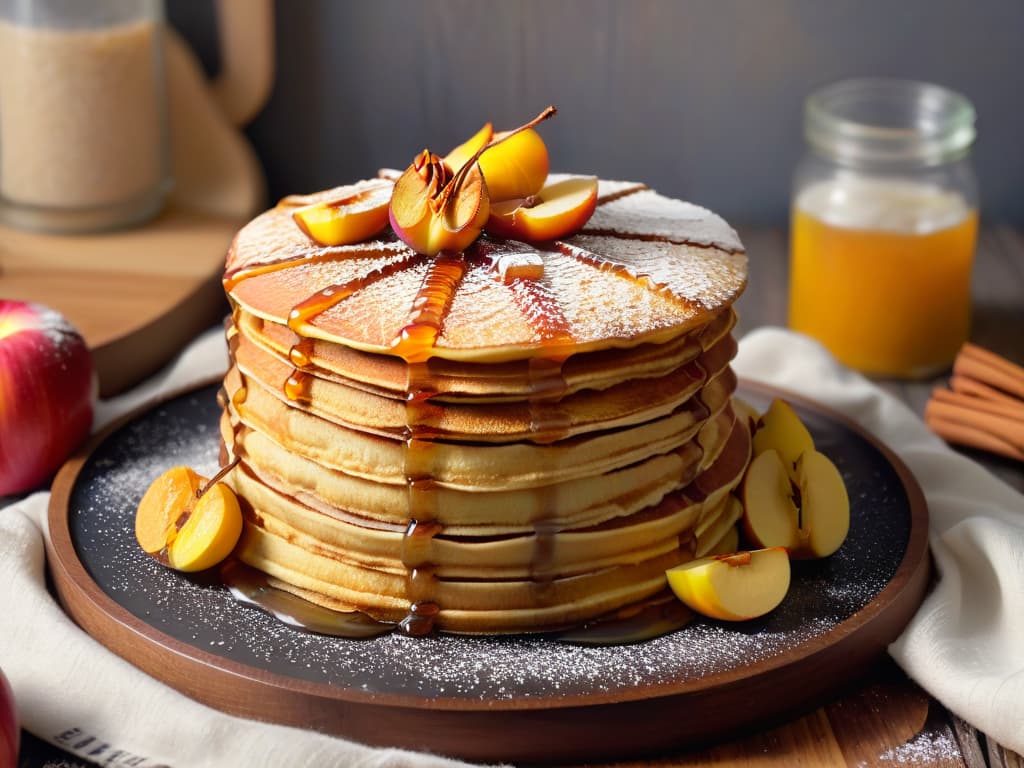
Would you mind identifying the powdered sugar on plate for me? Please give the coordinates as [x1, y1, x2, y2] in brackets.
[65, 384, 912, 704]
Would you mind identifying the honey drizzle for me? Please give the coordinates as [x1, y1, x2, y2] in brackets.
[390, 252, 468, 363]
[554, 240, 704, 314]
[222, 308, 249, 460]
[473, 238, 575, 592]
[277, 253, 426, 402]
[287, 253, 421, 336]
[223, 238, 410, 293]
[220, 560, 394, 639]
[283, 338, 315, 404]
[399, 361, 445, 635]
[525, 354, 571, 594]
[392, 256, 468, 634]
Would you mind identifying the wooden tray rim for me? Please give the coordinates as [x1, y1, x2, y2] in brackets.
[46, 376, 930, 715]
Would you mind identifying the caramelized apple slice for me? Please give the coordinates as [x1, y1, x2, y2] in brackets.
[485, 176, 598, 241]
[666, 547, 791, 621]
[478, 127, 549, 202]
[445, 123, 493, 175]
[292, 183, 392, 246]
[389, 150, 489, 255]
[389, 107, 556, 255]
[447, 122, 547, 202]
[135, 463, 243, 572]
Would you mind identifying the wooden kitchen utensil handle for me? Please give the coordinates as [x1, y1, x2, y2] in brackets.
[209, 0, 275, 126]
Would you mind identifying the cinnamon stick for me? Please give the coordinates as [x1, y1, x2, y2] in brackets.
[961, 342, 1024, 383]
[925, 344, 1024, 462]
[930, 387, 1024, 423]
[950, 374, 1024, 407]
[953, 345, 1024, 400]
[924, 398, 1024, 451]
[925, 412, 1024, 462]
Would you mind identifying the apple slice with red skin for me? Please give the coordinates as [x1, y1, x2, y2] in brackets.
[485, 176, 598, 242]
[0, 300, 94, 495]
[666, 547, 791, 621]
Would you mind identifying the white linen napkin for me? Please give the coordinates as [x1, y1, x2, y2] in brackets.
[732, 327, 1024, 755]
[2, 326, 1022, 764]
[0, 327, 484, 768]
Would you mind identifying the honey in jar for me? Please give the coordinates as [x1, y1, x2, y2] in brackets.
[788, 79, 978, 378]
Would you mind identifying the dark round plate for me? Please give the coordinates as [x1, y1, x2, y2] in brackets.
[47, 379, 929, 764]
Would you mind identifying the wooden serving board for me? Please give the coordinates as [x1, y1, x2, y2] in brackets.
[0, 208, 232, 397]
[0, 24, 267, 398]
[46, 380, 930, 764]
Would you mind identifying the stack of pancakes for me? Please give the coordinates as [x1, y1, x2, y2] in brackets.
[219, 176, 749, 635]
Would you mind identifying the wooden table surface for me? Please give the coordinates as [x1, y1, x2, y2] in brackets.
[19, 226, 1024, 768]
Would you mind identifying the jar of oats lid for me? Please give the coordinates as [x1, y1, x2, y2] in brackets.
[0, 0, 170, 233]
[788, 78, 978, 378]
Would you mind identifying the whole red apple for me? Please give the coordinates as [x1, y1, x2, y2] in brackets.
[0, 666, 17, 766]
[0, 300, 95, 495]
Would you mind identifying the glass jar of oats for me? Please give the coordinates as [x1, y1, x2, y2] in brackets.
[0, 0, 170, 233]
[789, 79, 978, 378]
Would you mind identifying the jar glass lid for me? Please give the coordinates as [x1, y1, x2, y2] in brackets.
[805, 78, 976, 167]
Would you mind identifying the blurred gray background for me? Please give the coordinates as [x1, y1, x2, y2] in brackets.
[170, 0, 1023, 227]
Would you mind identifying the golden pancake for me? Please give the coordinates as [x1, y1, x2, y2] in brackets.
[219, 175, 749, 635]
[224, 179, 746, 361]
[234, 416, 751, 633]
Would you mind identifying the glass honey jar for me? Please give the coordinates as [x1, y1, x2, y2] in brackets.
[788, 78, 978, 378]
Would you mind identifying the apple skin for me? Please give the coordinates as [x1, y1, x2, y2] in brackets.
[0, 300, 95, 495]
[0, 666, 18, 767]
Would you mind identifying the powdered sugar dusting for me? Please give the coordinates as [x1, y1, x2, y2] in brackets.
[877, 728, 961, 764]
[583, 189, 745, 253]
[63, 384, 914, 707]
[560, 235, 747, 313]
